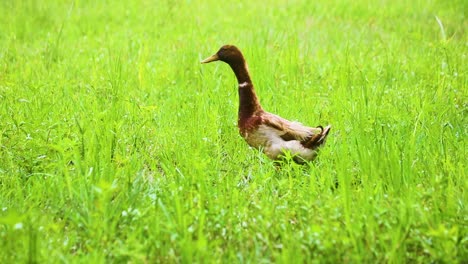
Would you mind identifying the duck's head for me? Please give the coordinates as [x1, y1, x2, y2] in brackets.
[201, 45, 244, 65]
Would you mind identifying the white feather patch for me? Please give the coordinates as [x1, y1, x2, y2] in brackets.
[239, 82, 249, 88]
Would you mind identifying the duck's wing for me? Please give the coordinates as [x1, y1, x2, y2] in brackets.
[261, 112, 320, 142]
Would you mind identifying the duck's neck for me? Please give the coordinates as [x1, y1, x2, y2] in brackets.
[228, 62, 262, 120]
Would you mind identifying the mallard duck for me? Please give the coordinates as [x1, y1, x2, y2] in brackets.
[201, 45, 331, 164]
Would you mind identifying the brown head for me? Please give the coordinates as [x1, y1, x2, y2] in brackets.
[201, 45, 245, 65]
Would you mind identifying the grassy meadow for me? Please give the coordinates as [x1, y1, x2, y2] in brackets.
[0, 0, 466, 262]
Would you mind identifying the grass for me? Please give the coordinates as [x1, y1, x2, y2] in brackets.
[0, 0, 466, 262]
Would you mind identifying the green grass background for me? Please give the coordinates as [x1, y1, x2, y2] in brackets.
[0, 0, 466, 262]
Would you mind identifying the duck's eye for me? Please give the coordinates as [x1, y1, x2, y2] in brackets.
[218, 49, 227, 56]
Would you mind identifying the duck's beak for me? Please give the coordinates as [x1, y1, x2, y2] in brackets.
[201, 54, 219, 63]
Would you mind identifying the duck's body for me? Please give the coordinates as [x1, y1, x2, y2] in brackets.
[202, 45, 330, 163]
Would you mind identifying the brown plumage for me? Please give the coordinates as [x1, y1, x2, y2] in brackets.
[201, 45, 331, 163]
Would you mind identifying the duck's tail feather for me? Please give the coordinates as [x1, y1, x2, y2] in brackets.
[302, 125, 331, 148]
[317, 125, 331, 144]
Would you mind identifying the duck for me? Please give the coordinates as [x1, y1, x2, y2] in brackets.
[201, 45, 331, 164]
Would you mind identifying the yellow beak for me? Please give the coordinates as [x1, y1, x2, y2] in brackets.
[200, 54, 219, 63]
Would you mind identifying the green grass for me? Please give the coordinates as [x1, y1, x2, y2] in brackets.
[0, 0, 466, 262]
